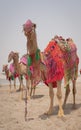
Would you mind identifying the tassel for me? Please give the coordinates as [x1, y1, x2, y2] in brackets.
[28, 69, 31, 76]
[11, 75, 14, 80]
[27, 55, 32, 66]
[35, 49, 40, 61]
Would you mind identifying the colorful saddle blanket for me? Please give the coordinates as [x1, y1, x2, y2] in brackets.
[61, 42, 78, 69]
[44, 40, 64, 85]
[9, 63, 19, 79]
[20, 56, 27, 65]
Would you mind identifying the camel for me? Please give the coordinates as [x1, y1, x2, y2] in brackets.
[2, 64, 17, 92]
[23, 19, 64, 117]
[8, 51, 29, 99]
[53, 36, 79, 108]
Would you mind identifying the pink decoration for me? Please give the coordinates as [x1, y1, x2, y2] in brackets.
[24, 19, 33, 32]
[9, 63, 15, 73]
[20, 56, 27, 65]
[25, 19, 32, 27]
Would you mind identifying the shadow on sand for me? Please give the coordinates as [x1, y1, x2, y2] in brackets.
[38, 103, 81, 120]
[63, 103, 81, 114]
[31, 94, 44, 99]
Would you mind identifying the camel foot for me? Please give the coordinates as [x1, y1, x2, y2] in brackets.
[44, 108, 54, 115]
[58, 109, 65, 117]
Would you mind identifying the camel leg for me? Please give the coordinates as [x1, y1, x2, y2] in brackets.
[45, 83, 54, 115]
[30, 79, 36, 97]
[30, 79, 33, 97]
[72, 79, 76, 109]
[9, 80, 11, 93]
[63, 84, 70, 108]
[17, 76, 22, 91]
[30, 88, 32, 97]
[18, 76, 24, 100]
[14, 78, 16, 91]
[30, 86, 36, 97]
[33, 86, 36, 96]
[57, 80, 64, 117]
[21, 79, 24, 99]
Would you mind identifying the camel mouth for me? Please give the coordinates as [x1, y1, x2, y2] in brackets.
[8, 59, 11, 63]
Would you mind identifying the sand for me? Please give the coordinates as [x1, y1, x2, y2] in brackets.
[0, 73, 81, 130]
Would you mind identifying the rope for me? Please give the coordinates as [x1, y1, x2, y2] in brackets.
[24, 87, 27, 121]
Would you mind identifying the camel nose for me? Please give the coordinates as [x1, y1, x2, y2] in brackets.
[8, 58, 10, 63]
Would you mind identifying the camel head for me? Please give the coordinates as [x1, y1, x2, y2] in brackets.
[23, 19, 36, 37]
[8, 51, 14, 62]
[66, 38, 74, 45]
[2, 64, 8, 72]
[8, 51, 19, 63]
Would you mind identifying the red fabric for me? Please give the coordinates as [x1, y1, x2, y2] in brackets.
[44, 40, 64, 85]
[25, 75, 28, 80]
[14, 73, 19, 78]
[44, 81, 57, 88]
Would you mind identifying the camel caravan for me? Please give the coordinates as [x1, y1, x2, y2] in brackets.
[23, 19, 79, 119]
[3, 19, 79, 119]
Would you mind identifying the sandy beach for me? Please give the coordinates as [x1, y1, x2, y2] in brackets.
[0, 73, 81, 130]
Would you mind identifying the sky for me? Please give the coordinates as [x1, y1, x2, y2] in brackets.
[0, 0, 81, 73]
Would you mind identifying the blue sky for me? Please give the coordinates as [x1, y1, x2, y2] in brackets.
[0, 0, 81, 73]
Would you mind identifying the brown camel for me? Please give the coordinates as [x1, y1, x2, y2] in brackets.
[8, 51, 29, 99]
[2, 64, 17, 92]
[23, 19, 64, 117]
[54, 36, 79, 108]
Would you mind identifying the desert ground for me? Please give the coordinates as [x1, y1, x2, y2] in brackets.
[0, 73, 81, 130]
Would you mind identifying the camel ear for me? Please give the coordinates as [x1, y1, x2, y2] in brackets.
[3, 64, 8, 68]
[33, 23, 36, 28]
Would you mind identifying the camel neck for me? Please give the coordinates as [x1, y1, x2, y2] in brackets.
[13, 59, 20, 73]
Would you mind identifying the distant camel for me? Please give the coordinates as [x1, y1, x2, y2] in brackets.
[8, 51, 29, 99]
[2, 64, 18, 92]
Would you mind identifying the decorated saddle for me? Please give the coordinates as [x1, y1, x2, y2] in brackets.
[20, 55, 27, 65]
[44, 40, 64, 86]
[9, 63, 19, 80]
[58, 40, 79, 83]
